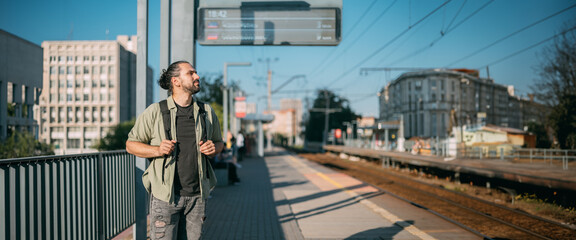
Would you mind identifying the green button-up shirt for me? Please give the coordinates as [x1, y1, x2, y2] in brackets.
[127, 96, 222, 203]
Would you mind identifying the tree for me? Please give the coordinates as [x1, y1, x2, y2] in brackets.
[94, 119, 135, 151]
[526, 121, 551, 148]
[304, 89, 360, 142]
[531, 22, 576, 149]
[195, 74, 239, 133]
[0, 131, 54, 159]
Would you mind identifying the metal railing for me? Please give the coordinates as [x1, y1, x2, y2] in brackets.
[0, 151, 136, 239]
[344, 139, 575, 170]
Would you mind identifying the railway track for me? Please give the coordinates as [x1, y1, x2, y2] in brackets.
[299, 152, 576, 240]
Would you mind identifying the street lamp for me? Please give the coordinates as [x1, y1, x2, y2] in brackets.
[459, 78, 470, 156]
[223, 62, 251, 141]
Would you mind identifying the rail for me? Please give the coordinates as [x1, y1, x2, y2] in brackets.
[0, 151, 136, 239]
[343, 139, 575, 170]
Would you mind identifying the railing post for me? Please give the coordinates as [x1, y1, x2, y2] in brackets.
[97, 153, 104, 240]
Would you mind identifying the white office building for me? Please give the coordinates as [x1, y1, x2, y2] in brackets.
[38, 36, 152, 154]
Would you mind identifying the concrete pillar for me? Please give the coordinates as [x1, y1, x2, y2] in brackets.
[135, 0, 149, 239]
[0, 80, 6, 139]
[258, 121, 264, 157]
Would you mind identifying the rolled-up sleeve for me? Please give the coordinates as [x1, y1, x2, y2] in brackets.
[127, 104, 158, 144]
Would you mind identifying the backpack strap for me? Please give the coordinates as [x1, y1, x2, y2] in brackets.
[159, 100, 171, 141]
[158, 99, 171, 183]
[196, 100, 208, 142]
[196, 100, 212, 180]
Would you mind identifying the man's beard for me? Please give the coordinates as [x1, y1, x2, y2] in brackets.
[187, 81, 201, 94]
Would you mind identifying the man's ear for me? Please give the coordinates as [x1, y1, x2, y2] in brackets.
[171, 76, 179, 87]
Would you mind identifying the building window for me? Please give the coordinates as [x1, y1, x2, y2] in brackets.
[84, 94, 89, 101]
[100, 56, 106, 61]
[75, 107, 81, 122]
[92, 107, 98, 122]
[109, 106, 114, 122]
[67, 79, 73, 88]
[83, 56, 90, 61]
[92, 66, 98, 74]
[50, 66, 56, 74]
[84, 107, 90, 122]
[109, 66, 115, 74]
[58, 66, 65, 74]
[84, 66, 89, 74]
[76, 66, 82, 74]
[67, 107, 73, 122]
[67, 56, 74, 62]
[67, 139, 81, 149]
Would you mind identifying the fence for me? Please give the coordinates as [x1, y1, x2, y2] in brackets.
[0, 151, 136, 239]
[344, 138, 575, 170]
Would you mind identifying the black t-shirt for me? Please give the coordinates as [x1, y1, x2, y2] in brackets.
[173, 102, 200, 196]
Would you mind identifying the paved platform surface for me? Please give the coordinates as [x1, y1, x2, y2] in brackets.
[202, 147, 481, 239]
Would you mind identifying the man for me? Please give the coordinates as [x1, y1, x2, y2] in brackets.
[126, 60, 224, 239]
[236, 130, 245, 162]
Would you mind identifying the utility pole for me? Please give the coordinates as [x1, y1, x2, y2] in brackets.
[258, 58, 278, 112]
[223, 62, 251, 141]
[310, 90, 341, 147]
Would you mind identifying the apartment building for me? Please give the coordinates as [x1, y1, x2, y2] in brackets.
[38, 36, 152, 154]
[379, 69, 513, 139]
[0, 30, 43, 140]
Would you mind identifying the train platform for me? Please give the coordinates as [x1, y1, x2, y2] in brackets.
[323, 145, 576, 192]
[201, 147, 481, 239]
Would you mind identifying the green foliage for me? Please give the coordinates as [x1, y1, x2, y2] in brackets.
[526, 121, 551, 148]
[0, 131, 54, 159]
[7, 103, 15, 117]
[194, 74, 239, 134]
[548, 94, 576, 149]
[304, 89, 360, 142]
[94, 119, 135, 151]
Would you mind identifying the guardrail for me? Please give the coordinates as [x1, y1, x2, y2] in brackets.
[0, 151, 136, 239]
[343, 139, 575, 170]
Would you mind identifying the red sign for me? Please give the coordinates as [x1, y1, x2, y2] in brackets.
[334, 128, 342, 139]
[235, 96, 246, 118]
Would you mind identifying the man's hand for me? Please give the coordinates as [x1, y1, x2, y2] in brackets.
[158, 140, 177, 156]
[126, 139, 176, 159]
[198, 140, 217, 157]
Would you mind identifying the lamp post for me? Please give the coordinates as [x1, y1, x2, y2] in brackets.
[459, 78, 470, 157]
[223, 62, 251, 141]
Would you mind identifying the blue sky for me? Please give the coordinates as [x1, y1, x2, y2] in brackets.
[1, 0, 575, 117]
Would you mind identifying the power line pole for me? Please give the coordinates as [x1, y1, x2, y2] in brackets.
[259, 58, 278, 112]
[310, 90, 341, 147]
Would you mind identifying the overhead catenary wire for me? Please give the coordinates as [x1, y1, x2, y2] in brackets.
[309, 0, 398, 79]
[446, 2, 576, 67]
[385, 0, 494, 66]
[306, 0, 378, 78]
[477, 25, 576, 69]
[330, 0, 452, 88]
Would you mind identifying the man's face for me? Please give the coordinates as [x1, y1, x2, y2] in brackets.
[177, 63, 201, 94]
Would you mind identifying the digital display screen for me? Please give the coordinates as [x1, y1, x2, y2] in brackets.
[198, 8, 341, 46]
